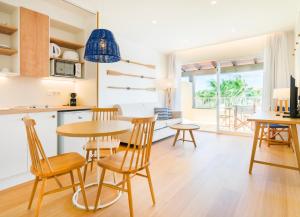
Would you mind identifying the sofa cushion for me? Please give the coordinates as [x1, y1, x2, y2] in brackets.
[154, 107, 172, 120]
[114, 103, 156, 117]
[166, 118, 182, 126]
[155, 120, 167, 130]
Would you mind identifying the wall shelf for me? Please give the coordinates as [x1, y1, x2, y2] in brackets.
[50, 57, 84, 64]
[0, 24, 17, 35]
[0, 47, 17, 56]
[50, 37, 84, 50]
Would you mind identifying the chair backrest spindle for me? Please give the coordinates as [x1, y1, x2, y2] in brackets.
[23, 117, 53, 176]
[90, 108, 119, 142]
[121, 117, 155, 172]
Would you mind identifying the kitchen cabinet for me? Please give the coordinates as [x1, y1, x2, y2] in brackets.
[58, 110, 92, 155]
[20, 7, 49, 77]
[0, 114, 27, 180]
[30, 112, 57, 157]
[0, 112, 57, 189]
[0, 110, 92, 190]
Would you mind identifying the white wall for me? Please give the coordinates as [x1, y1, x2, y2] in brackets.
[98, 36, 167, 107]
[175, 35, 266, 65]
[0, 77, 75, 107]
[295, 12, 300, 84]
[176, 32, 295, 78]
[65, 0, 169, 107]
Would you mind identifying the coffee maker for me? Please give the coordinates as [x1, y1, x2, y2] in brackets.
[70, 92, 77, 106]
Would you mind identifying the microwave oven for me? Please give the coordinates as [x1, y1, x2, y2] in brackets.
[50, 59, 82, 78]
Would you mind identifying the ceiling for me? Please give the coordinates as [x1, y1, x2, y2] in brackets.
[71, 0, 300, 54]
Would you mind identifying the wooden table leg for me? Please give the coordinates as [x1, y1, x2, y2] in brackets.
[259, 124, 264, 147]
[290, 124, 300, 173]
[173, 130, 180, 146]
[189, 130, 197, 148]
[182, 130, 185, 143]
[249, 122, 261, 174]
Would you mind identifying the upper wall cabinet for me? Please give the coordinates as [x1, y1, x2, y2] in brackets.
[20, 7, 49, 77]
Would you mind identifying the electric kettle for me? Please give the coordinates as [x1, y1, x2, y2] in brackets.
[49, 43, 61, 58]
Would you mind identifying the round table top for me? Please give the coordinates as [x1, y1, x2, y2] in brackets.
[56, 120, 131, 137]
[170, 123, 200, 130]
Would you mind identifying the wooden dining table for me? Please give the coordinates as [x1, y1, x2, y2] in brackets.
[56, 120, 131, 210]
[248, 112, 300, 174]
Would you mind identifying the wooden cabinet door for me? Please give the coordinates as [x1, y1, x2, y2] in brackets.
[20, 7, 49, 77]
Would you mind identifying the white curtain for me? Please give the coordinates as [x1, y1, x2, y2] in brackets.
[262, 32, 291, 111]
[167, 54, 182, 110]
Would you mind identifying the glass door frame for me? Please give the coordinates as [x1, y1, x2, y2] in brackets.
[215, 64, 256, 137]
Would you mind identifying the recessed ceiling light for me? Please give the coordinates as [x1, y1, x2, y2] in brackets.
[151, 20, 157, 24]
[210, 1, 217, 5]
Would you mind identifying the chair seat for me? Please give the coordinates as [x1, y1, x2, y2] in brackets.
[269, 124, 289, 129]
[85, 139, 120, 150]
[97, 151, 147, 174]
[31, 152, 85, 177]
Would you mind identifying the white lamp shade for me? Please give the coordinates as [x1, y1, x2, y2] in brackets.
[273, 88, 290, 100]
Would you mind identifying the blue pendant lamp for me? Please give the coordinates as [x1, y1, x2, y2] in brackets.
[84, 13, 121, 63]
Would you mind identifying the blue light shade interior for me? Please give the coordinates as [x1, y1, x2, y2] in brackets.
[84, 29, 121, 63]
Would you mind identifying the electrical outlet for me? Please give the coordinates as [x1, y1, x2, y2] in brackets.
[47, 90, 61, 96]
[47, 90, 54, 96]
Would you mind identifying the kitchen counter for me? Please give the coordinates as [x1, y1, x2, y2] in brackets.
[0, 105, 94, 115]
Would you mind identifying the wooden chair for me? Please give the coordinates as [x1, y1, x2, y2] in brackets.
[83, 107, 120, 181]
[234, 104, 256, 130]
[259, 99, 292, 148]
[94, 117, 156, 217]
[23, 117, 89, 217]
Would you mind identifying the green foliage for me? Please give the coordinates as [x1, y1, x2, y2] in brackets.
[195, 76, 261, 108]
[196, 76, 261, 98]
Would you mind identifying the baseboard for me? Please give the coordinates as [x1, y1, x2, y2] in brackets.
[0, 173, 34, 191]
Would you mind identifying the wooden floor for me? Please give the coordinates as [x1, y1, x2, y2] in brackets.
[1, 131, 300, 217]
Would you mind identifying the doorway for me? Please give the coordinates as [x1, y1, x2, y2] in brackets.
[181, 58, 263, 135]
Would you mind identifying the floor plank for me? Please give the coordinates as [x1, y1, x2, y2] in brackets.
[1, 131, 300, 217]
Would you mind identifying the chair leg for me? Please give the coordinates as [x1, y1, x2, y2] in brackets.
[90, 150, 95, 172]
[83, 150, 90, 182]
[94, 168, 106, 211]
[121, 174, 126, 191]
[126, 174, 134, 217]
[109, 148, 117, 184]
[70, 171, 76, 193]
[77, 168, 89, 211]
[145, 166, 156, 205]
[28, 176, 39, 209]
[34, 178, 46, 217]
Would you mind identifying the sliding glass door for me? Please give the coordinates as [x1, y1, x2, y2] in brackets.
[218, 64, 263, 134]
[181, 61, 263, 135]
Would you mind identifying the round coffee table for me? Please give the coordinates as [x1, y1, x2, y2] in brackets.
[170, 124, 200, 147]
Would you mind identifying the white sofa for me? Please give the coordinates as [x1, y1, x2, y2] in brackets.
[113, 103, 182, 143]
